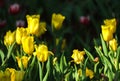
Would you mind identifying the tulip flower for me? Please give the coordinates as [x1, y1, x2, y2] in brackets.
[52, 13, 65, 30]
[55, 38, 66, 50]
[104, 18, 116, 33]
[9, 3, 20, 15]
[33, 44, 53, 62]
[6, 68, 25, 81]
[16, 27, 28, 44]
[0, 20, 6, 28]
[4, 30, 16, 47]
[71, 49, 85, 64]
[86, 67, 94, 79]
[0, 70, 11, 81]
[16, 56, 30, 69]
[26, 15, 41, 36]
[109, 38, 118, 51]
[35, 22, 47, 37]
[101, 25, 113, 42]
[22, 36, 34, 55]
[79, 16, 90, 25]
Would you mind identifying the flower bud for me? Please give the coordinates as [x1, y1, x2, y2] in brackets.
[101, 25, 113, 41]
[9, 3, 20, 15]
[4, 30, 16, 46]
[80, 16, 90, 25]
[109, 38, 118, 51]
[0, 20, 6, 28]
[52, 13, 65, 30]
[22, 36, 34, 55]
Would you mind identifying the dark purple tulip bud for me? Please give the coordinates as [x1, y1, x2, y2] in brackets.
[9, 3, 20, 15]
[80, 16, 90, 25]
[0, 20, 6, 28]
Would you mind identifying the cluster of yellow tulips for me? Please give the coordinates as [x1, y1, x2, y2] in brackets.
[101, 18, 117, 51]
[0, 11, 119, 81]
[1, 13, 66, 81]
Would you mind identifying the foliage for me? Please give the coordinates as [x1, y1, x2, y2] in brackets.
[1, 0, 120, 81]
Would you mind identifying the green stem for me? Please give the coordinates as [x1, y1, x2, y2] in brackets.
[38, 61, 43, 81]
[1, 42, 15, 66]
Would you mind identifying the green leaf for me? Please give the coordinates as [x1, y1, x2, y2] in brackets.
[43, 57, 50, 81]
[95, 47, 113, 74]
[60, 54, 67, 73]
[94, 62, 99, 73]
[38, 61, 43, 81]
[100, 34, 108, 57]
[0, 49, 4, 63]
[84, 49, 94, 64]
[1, 42, 16, 66]
[82, 58, 88, 80]
[107, 69, 113, 81]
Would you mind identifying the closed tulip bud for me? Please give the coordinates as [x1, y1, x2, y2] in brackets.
[16, 27, 28, 44]
[80, 16, 90, 25]
[33, 44, 53, 62]
[4, 30, 16, 46]
[22, 36, 34, 55]
[104, 18, 116, 33]
[0, 20, 6, 28]
[109, 38, 118, 51]
[52, 13, 65, 30]
[71, 49, 85, 64]
[9, 3, 20, 15]
[26, 15, 41, 36]
[101, 25, 113, 42]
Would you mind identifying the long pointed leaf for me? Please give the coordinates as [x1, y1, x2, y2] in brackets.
[100, 34, 108, 57]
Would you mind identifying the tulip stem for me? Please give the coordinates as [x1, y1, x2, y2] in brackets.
[1, 42, 15, 66]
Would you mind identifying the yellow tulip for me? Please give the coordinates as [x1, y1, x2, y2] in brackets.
[26, 15, 41, 36]
[0, 70, 11, 81]
[16, 56, 30, 69]
[6, 68, 16, 81]
[104, 18, 116, 33]
[78, 69, 82, 77]
[33, 44, 53, 62]
[55, 38, 59, 46]
[6, 68, 25, 81]
[71, 49, 85, 64]
[35, 22, 47, 37]
[22, 36, 34, 55]
[101, 25, 113, 41]
[53, 57, 57, 65]
[52, 13, 65, 30]
[4, 30, 16, 46]
[86, 68, 94, 79]
[55, 38, 66, 50]
[16, 27, 28, 44]
[15, 70, 25, 81]
[61, 39, 66, 50]
[109, 38, 118, 51]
